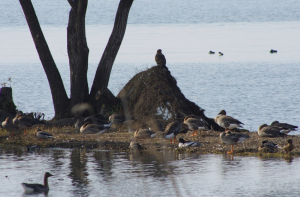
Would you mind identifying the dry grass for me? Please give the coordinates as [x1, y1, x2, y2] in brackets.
[1, 126, 300, 158]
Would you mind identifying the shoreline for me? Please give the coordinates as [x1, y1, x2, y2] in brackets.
[1, 126, 299, 157]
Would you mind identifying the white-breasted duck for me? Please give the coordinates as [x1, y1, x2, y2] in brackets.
[258, 140, 278, 153]
[35, 129, 53, 141]
[178, 138, 201, 148]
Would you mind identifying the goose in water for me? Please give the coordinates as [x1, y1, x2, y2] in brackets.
[21, 172, 53, 194]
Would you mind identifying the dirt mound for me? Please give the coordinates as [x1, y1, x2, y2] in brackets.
[117, 65, 219, 129]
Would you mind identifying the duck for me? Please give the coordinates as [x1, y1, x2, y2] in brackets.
[1, 117, 19, 137]
[148, 119, 164, 132]
[257, 124, 287, 137]
[258, 140, 278, 153]
[74, 116, 86, 131]
[153, 121, 182, 144]
[214, 110, 244, 131]
[134, 128, 156, 139]
[270, 121, 298, 134]
[178, 138, 201, 148]
[13, 112, 44, 135]
[130, 141, 142, 150]
[270, 49, 277, 53]
[21, 172, 53, 194]
[108, 113, 126, 132]
[209, 51, 215, 54]
[219, 52, 223, 56]
[183, 115, 209, 137]
[283, 139, 294, 154]
[35, 129, 53, 141]
[219, 131, 249, 154]
[80, 121, 108, 134]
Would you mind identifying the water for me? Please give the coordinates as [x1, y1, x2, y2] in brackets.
[0, 1, 300, 195]
[0, 146, 300, 197]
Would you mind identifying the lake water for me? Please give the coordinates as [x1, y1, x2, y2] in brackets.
[1, 146, 300, 197]
[0, 1, 300, 196]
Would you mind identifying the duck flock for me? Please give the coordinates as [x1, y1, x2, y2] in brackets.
[1, 109, 297, 156]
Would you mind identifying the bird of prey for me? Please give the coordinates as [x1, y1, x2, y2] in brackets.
[155, 49, 166, 67]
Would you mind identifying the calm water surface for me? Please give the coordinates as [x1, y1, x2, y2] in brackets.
[1, 1, 300, 196]
[0, 146, 300, 197]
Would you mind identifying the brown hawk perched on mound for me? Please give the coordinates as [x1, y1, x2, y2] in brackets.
[155, 49, 166, 67]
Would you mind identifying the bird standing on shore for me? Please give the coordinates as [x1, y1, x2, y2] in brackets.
[21, 172, 53, 194]
[214, 110, 244, 131]
[2, 117, 19, 137]
[283, 139, 294, 154]
[155, 49, 166, 67]
[13, 112, 44, 135]
[220, 131, 249, 154]
[183, 115, 209, 137]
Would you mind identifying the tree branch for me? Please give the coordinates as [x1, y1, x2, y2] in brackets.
[90, 0, 134, 99]
[19, 0, 69, 119]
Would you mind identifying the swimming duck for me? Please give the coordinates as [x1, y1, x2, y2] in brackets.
[21, 172, 53, 194]
[258, 124, 287, 137]
[183, 115, 209, 137]
[178, 138, 201, 148]
[214, 110, 244, 131]
[35, 129, 53, 141]
[2, 117, 19, 137]
[283, 139, 294, 154]
[13, 112, 44, 135]
[219, 131, 249, 154]
[80, 121, 108, 134]
[258, 140, 278, 153]
[270, 49, 277, 53]
[209, 51, 215, 54]
[108, 113, 126, 132]
[134, 128, 156, 139]
[270, 121, 298, 134]
[219, 52, 223, 56]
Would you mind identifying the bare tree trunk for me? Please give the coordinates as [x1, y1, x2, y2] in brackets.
[19, 0, 69, 119]
[67, 0, 90, 107]
[90, 0, 134, 100]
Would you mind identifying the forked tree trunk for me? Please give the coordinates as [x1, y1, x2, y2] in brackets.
[67, 0, 90, 107]
[19, 0, 69, 119]
[19, 0, 134, 119]
[90, 0, 134, 101]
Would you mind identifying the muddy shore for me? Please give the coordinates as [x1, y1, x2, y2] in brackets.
[1, 124, 299, 158]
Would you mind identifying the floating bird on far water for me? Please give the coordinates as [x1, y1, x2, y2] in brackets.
[214, 110, 244, 131]
[270, 49, 277, 53]
[220, 131, 249, 154]
[219, 52, 223, 56]
[209, 51, 215, 54]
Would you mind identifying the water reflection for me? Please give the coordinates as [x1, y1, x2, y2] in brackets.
[69, 148, 90, 196]
[1, 146, 300, 196]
